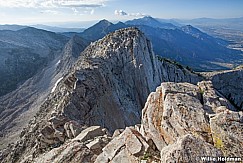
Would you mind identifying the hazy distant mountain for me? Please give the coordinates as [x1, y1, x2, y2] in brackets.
[0, 27, 69, 96]
[0, 25, 27, 31]
[180, 25, 228, 46]
[31, 24, 85, 33]
[177, 17, 243, 32]
[126, 16, 176, 29]
[175, 17, 243, 51]
[138, 24, 242, 70]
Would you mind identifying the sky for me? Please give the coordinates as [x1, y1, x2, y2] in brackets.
[0, 0, 243, 26]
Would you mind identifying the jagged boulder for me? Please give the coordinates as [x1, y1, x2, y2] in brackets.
[141, 82, 212, 151]
[95, 127, 160, 163]
[141, 81, 242, 162]
[73, 126, 109, 142]
[197, 81, 237, 114]
[210, 111, 243, 157]
[160, 134, 223, 163]
[28, 126, 111, 163]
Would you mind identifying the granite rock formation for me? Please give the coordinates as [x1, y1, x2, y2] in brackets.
[94, 81, 242, 162]
[0, 28, 242, 163]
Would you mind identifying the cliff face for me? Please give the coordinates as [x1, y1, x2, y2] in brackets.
[202, 69, 243, 111]
[1, 28, 242, 163]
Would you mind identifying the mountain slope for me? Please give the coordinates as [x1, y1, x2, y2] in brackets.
[136, 25, 242, 71]
[0, 27, 69, 96]
[0, 35, 88, 149]
[0, 27, 203, 162]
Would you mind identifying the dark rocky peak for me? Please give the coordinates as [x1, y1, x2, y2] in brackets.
[98, 19, 113, 26]
[116, 21, 126, 26]
[80, 19, 114, 41]
[55, 35, 89, 75]
[66, 35, 89, 58]
[85, 19, 113, 32]
[108, 21, 128, 31]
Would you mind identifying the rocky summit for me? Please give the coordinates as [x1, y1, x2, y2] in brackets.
[0, 27, 242, 163]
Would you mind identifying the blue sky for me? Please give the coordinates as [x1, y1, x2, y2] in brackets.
[0, 0, 243, 26]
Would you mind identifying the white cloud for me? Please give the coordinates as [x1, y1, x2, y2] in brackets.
[90, 9, 94, 15]
[70, 7, 95, 15]
[0, 0, 107, 8]
[114, 10, 127, 16]
[114, 9, 147, 17]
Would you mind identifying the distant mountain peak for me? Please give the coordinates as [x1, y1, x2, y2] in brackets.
[97, 19, 113, 25]
[126, 16, 176, 29]
[142, 15, 154, 19]
[80, 20, 126, 41]
[126, 16, 160, 24]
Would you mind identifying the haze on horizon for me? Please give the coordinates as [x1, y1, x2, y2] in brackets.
[0, 0, 243, 27]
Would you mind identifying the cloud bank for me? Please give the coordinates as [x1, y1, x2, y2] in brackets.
[0, 0, 107, 8]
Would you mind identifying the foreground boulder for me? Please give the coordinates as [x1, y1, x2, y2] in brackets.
[93, 81, 242, 162]
[141, 82, 212, 151]
[95, 127, 160, 163]
[160, 134, 223, 162]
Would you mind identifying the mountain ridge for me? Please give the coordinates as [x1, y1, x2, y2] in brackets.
[0, 27, 204, 162]
[75, 17, 243, 71]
